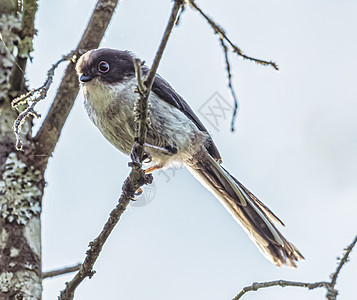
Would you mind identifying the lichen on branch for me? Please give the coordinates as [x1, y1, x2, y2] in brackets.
[0, 14, 21, 102]
[0, 153, 42, 225]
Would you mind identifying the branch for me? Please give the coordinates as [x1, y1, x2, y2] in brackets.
[233, 235, 357, 300]
[58, 1, 183, 299]
[219, 37, 239, 132]
[58, 167, 152, 300]
[42, 263, 81, 279]
[134, 0, 184, 159]
[32, 0, 119, 172]
[9, 0, 38, 95]
[186, 0, 279, 131]
[233, 280, 329, 300]
[186, 0, 279, 70]
[11, 51, 74, 150]
[330, 235, 357, 287]
[144, 0, 183, 90]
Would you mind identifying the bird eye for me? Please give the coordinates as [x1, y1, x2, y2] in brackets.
[98, 61, 110, 73]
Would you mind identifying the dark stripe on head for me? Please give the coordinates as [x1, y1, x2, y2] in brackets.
[76, 48, 136, 84]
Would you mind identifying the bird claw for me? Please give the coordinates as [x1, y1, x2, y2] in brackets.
[143, 152, 152, 164]
[134, 187, 143, 197]
[130, 143, 142, 164]
[130, 143, 152, 165]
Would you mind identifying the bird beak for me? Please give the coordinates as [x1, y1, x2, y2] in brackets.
[80, 74, 93, 82]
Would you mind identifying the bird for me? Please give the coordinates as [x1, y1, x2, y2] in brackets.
[76, 48, 304, 267]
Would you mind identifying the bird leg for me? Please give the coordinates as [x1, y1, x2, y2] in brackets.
[131, 142, 175, 197]
[144, 165, 163, 174]
[133, 165, 163, 199]
[131, 143, 177, 165]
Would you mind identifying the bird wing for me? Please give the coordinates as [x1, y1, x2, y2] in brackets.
[152, 74, 222, 162]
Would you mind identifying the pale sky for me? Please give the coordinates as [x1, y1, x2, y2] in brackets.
[27, 0, 357, 299]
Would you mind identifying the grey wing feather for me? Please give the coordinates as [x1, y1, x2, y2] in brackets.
[152, 74, 222, 162]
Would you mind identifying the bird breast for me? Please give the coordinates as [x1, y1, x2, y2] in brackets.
[81, 76, 207, 168]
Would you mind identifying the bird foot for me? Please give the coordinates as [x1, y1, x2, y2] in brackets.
[134, 187, 143, 197]
[130, 143, 152, 165]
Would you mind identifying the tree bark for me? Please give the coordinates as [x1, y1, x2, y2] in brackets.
[0, 1, 43, 299]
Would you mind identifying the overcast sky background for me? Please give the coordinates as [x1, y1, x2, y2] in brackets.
[25, 0, 357, 299]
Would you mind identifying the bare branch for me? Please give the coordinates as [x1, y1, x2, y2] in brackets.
[330, 235, 357, 287]
[233, 280, 329, 300]
[58, 1, 183, 299]
[11, 51, 74, 150]
[58, 166, 153, 300]
[233, 235, 357, 300]
[219, 37, 238, 132]
[186, 0, 278, 131]
[135, 0, 183, 160]
[12, 52, 74, 108]
[32, 0, 120, 172]
[42, 263, 81, 279]
[144, 0, 184, 90]
[186, 0, 279, 70]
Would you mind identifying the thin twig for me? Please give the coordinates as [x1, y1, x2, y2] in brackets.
[330, 235, 357, 287]
[43, 263, 82, 279]
[233, 235, 357, 300]
[11, 52, 74, 107]
[58, 167, 153, 300]
[135, 0, 184, 159]
[58, 1, 183, 299]
[186, 0, 278, 132]
[219, 37, 238, 132]
[187, 0, 279, 70]
[11, 51, 74, 150]
[233, 280, 329, 300]
[145, 0, 184, 90]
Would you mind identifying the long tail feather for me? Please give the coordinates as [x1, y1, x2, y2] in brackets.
[185, 152, 304, 267]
